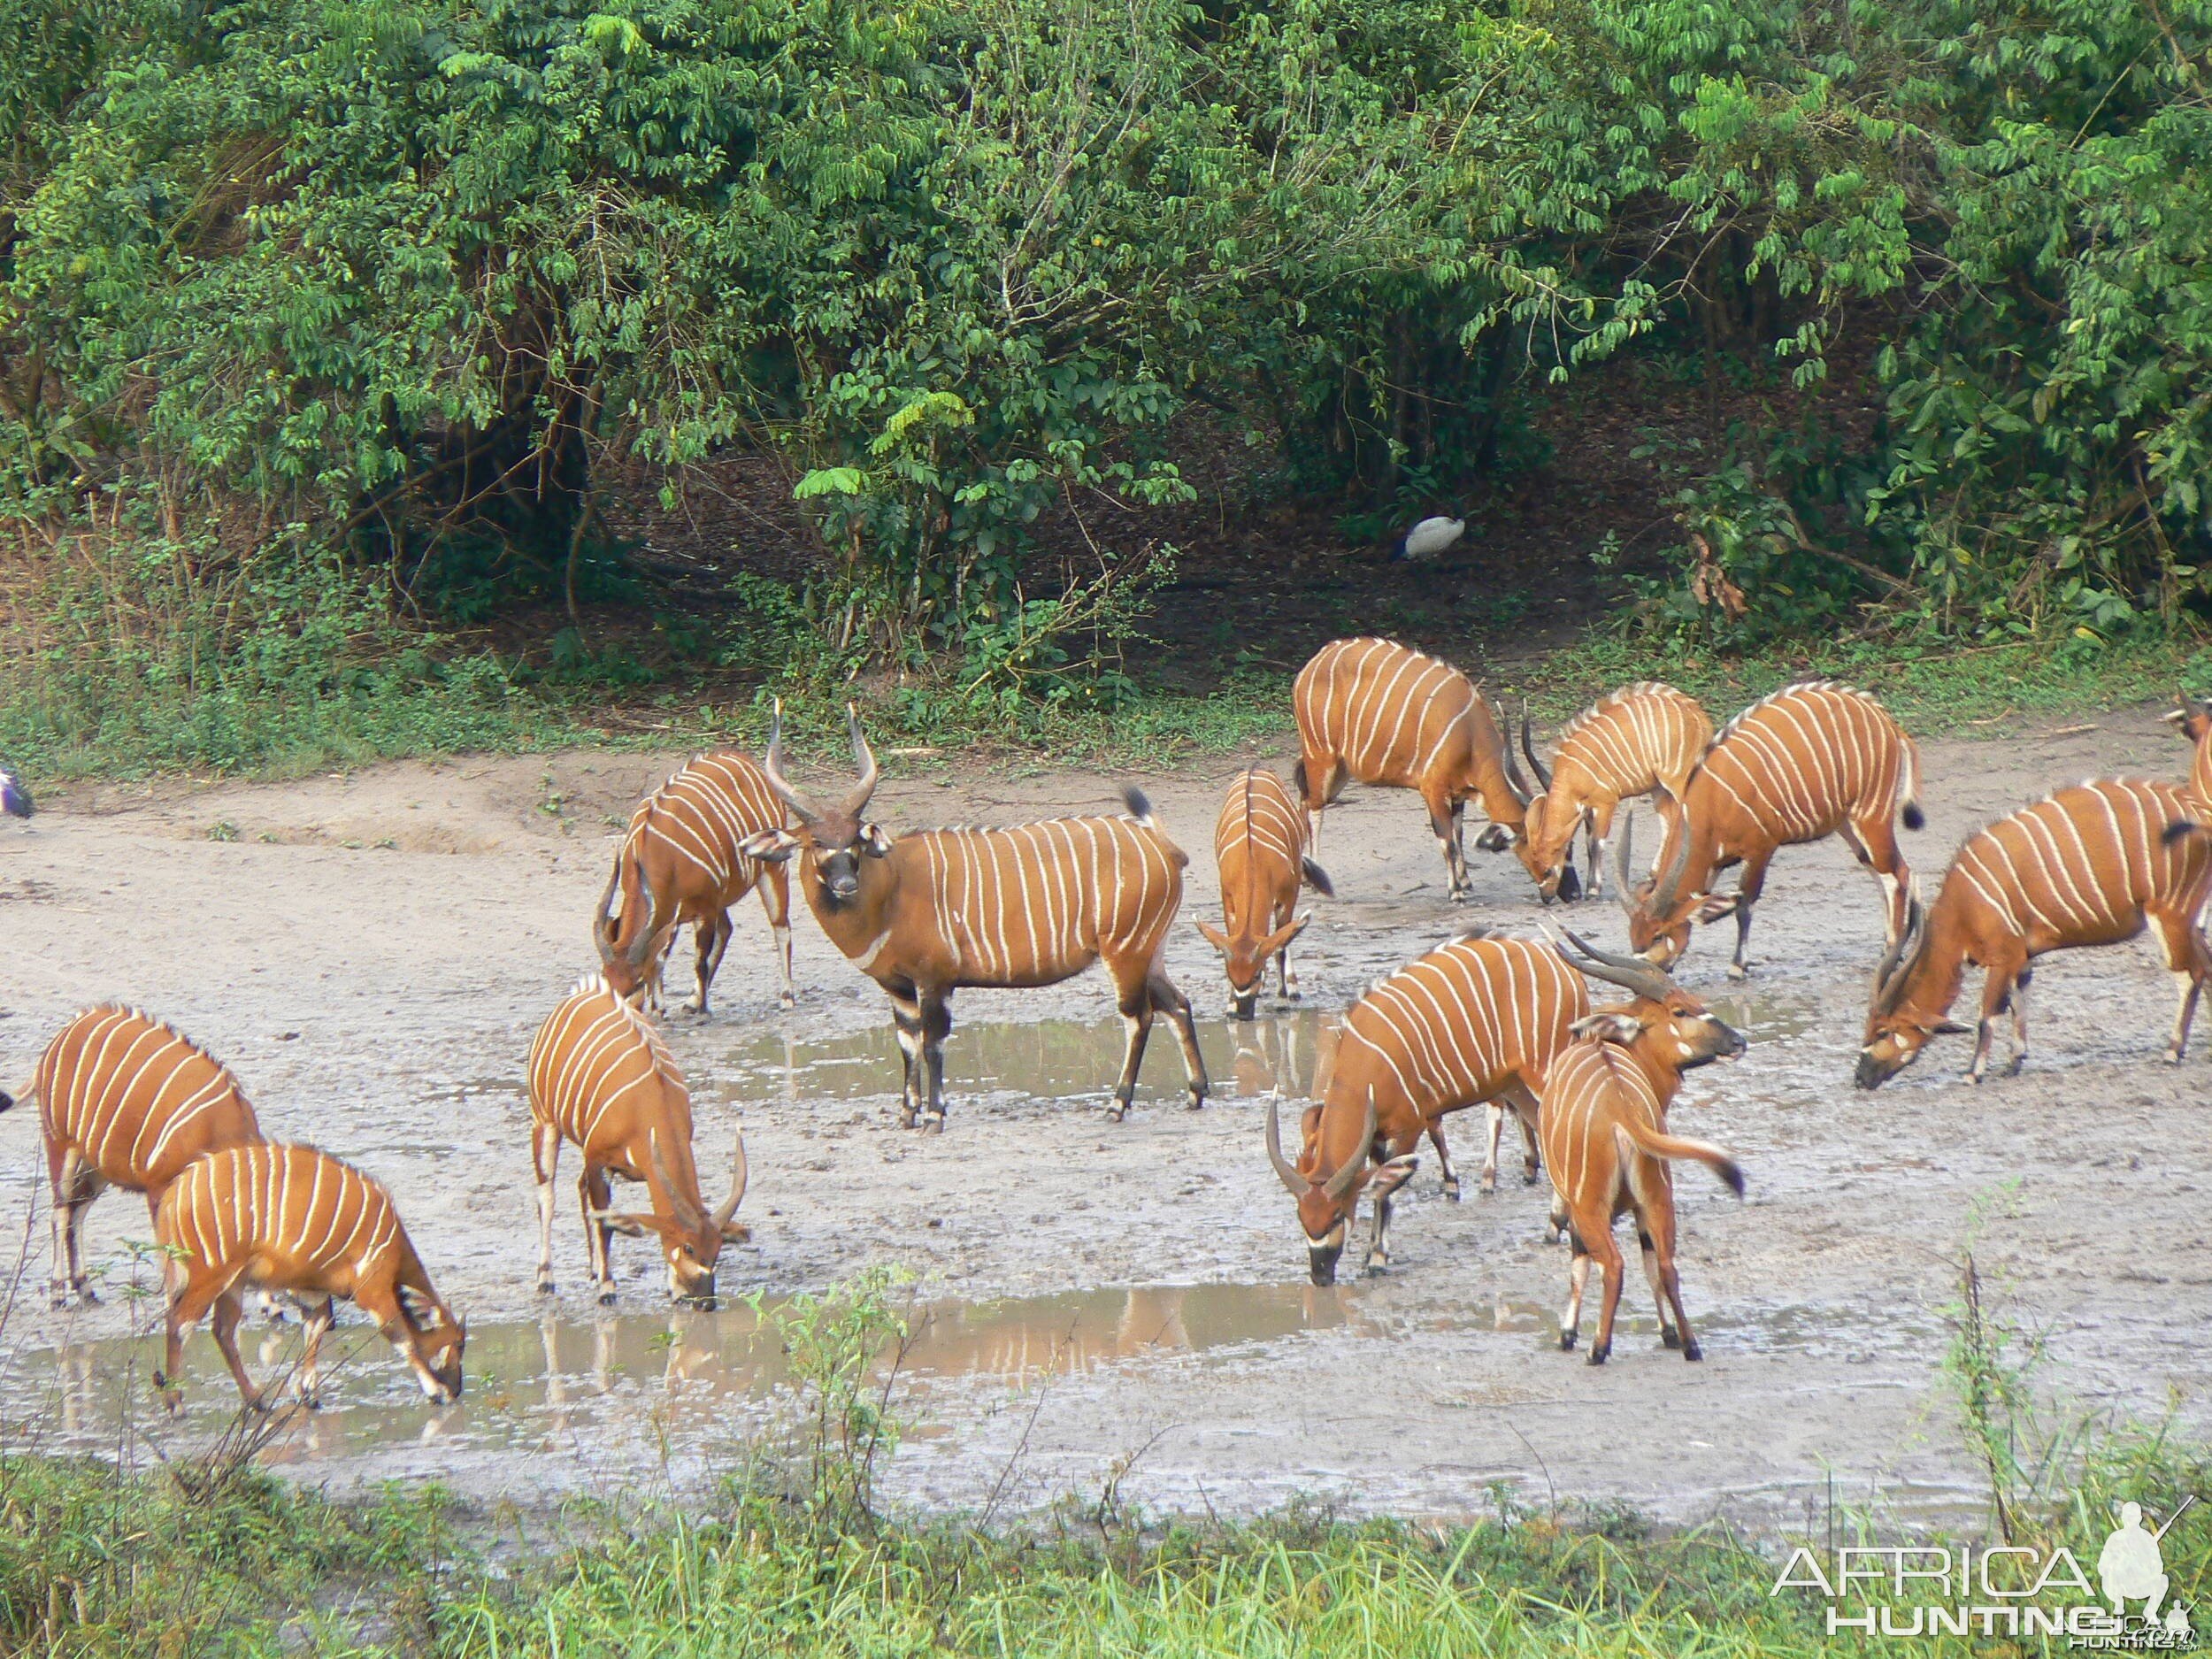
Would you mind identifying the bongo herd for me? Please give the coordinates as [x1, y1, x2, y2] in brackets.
[14, 637, 2212, 1423]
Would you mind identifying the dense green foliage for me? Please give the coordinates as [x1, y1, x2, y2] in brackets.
[3, 0, 2209, 768]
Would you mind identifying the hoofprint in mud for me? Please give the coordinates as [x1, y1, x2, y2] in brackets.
[0, 709, 2208, 1525]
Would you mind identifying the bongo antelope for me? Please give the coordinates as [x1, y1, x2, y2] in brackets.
[741, 707, 1207, 1132]
[595, 749, 795, 1017]
[526, 976, 749, 1304]
[1858, 780, 2212, 1087]
[1516, 683, 1713, 901]
[1198, 767, 1333, 1020]
[1290, 638, 1540, 902]
[2163, 694, 2212, 805]
[23, 1006, 263, 1310]
[153, 1143, 465, 1409]
[1265, 933, 1588, 1284]
[1621, 681, 1923, 975]
[1538, 928, 1745, 1365]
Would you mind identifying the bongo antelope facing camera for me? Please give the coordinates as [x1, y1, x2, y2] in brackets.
[1199, 766, 1333, 1020]
[741, 705, 1207, 1132]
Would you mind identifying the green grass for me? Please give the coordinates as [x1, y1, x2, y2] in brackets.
[1508, 632, 2212, 736]
[5, 1440, 2206, 1657]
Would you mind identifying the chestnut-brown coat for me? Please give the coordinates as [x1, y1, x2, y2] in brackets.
[526, 975, 748, 1304]
[154, 1143, 465, 1409]
[742, 708, 1208, 1131]
[1198, 767, 1332, 1019]
[1264, 933, 1587, 1284]
[24, 1006, 263, 1310]
[1290, 638, 1536, 902]
[1535, 933, 1745, 1365]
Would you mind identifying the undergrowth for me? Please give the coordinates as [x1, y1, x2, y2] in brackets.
[3, 520, 2207, 786]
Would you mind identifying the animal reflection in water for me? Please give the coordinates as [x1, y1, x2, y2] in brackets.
[528, 1285, 1370, 1404]
[736, 1010, 1333, 1108]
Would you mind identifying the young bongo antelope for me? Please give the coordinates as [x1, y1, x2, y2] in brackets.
[1515, 683, 1713, 902]
[741, 707, 1207, 1132]
[1290, 638, 1542, 902]
[1265, 933, 1589, 1284]
[1539, 928, 1746, 1365]
[22, 1006, 263, 1310]
[526, 975, 749, 1304]
[1198, 767, 1333, 1019]
[595, 749, 795, 1018]
[1622, 681, 1923, 976]
[153, 1143, 465, 1409]
[1856, 780, 2212, 1087]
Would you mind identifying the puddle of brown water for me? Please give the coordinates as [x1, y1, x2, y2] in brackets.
[6, 1274, 1941, 1484]
[712, 1010, 1333, 1106]
[706, 989, 1816, 1112]
[6, 1281, 1368, 1471]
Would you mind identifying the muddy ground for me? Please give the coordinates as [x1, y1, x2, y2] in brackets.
[0, 710, 2206, 1531]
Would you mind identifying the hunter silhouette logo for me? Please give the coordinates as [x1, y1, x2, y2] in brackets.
[1772, 1495, 2199, 1645]
[2100, 1499, 2193, 1628]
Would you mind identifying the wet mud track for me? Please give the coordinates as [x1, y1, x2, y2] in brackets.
[0, 710, 2207, 1529]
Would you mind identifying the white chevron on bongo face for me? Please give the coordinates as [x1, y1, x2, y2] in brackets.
[1624, 681, 1922, 976]
[595, 748, 795, 1016]
[1860, 778, 2212, 1086]
[526, 975, 747, 1303]
[32, 1005, 263, 1309]
[741, 707, 1209, 1132]
[1269, 934, 1588, 1283]
[1290, 638, 1532, 902]
[153, 1142, 464, 1409]
[1199, 767, 1324, 1017]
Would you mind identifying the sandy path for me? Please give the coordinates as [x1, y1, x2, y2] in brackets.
[0, 709, 2206, 1526]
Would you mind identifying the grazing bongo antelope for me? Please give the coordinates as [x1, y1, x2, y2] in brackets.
[1622, 681, 1923, 976]
[1290, 638, 1539, 902]
[1856, 780, 2212, 1087]
[23, 1006, 263, 1310]
[526, 975, 749, 1304]
[595, 749, 795, 1017]
[153, 1143, 465, 1409]
[1264, 933, 1589, 1284]
[1198, 767, 1333, 1020]
[1538, 928, 1745, 1365]
[741, 707, 1208, 1132]
[1516, 683, 1714, 902]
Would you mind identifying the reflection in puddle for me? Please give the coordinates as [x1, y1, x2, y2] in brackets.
[10, 1274, 1939, 1487]
[710, 991, 1816, 1113]
[717, 1010, 1335, 1106]
[12, 1282, 1369, 1471]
